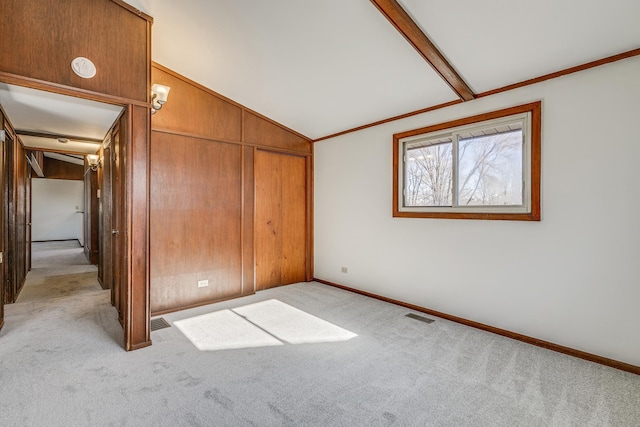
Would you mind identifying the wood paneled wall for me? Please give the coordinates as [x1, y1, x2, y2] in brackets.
[150, 64, 313, 314]
[3, 128, 30, 304]
[150, 134, 243, 312]
[40, 157, 84, 180]
[0, 0, 149, 102]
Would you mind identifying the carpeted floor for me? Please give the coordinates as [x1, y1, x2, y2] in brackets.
[0, 241, 639, 426]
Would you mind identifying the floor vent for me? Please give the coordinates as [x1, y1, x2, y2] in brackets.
[151, 317, 171, 331]
[405, 313, 435, 324]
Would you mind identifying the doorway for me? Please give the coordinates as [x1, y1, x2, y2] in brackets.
[0, 82, 127, 346]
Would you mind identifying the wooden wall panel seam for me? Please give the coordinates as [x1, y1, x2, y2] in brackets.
[241, 109, 246, 143]
[151, 128, 312, 156]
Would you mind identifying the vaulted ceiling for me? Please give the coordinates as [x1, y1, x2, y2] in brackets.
[129, 1, 638, 139]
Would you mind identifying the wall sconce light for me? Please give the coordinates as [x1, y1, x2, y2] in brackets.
[151, 83, 171, 114]
[87, 154, 100, 171]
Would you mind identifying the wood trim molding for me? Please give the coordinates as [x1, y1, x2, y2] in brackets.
[0, 71, 149, 109]
[314, 278, 640, 376]
[313, 100, 462, 143]
[151, 291, 246, 318]
[151, 128, 312, 157]
[16, 130, 103, 144]
[124, 104, 152, 351]
[25, 147, 89, 157]
[152, 62, 312, 142]
[477, 48, 640, 98]
[110, 0, 153, 22]
[370, 0, 475, 101]
[305, 148, 314, 281]
[392, 101, 541, 221]
[313, 48, 640, 143]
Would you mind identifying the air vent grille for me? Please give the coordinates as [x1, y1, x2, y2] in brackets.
[405, 313, 435, 324]
[151, 317, 171, 331]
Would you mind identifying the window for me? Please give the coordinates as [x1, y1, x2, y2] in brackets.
[393, 101, 540, 220]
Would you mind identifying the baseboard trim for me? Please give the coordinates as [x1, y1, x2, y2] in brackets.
[97, 276, 109, 291]
[127, 340, 152, 351]
[32, 239, 81, 243]
[150, 291, 253, 318]
[313, 278, 640, 376]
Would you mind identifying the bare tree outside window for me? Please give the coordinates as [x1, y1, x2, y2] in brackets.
[404, 129, 522, 208]
[405, 142, 452, 206]
[458, 130, 522, 206]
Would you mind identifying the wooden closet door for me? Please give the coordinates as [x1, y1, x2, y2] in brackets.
[255, 150, 307, 290]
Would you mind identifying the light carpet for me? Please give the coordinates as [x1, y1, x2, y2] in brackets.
[1, 241, 639, 426]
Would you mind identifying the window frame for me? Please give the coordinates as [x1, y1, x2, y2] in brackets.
[392, 101, 541, 221]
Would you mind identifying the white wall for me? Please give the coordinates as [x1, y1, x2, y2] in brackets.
[32, 178, 84, 243]
[315, 56, 640, 366]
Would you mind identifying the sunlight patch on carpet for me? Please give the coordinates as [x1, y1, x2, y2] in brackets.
[234, 299, 358, 344]
[174, 299, 357, 351]
[174, 310, 283, 351]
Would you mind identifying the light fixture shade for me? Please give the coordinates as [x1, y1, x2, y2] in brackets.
[87, 154, 99, 167]
[151, 84, 171, 104]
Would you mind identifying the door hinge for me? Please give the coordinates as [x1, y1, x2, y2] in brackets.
[0, 130, 5, 143]
[0, 252, 3, 264]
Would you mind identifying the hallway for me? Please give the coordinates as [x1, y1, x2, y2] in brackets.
[1, 240, 123, 357]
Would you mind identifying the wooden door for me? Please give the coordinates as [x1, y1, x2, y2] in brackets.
[255, 150, 307, 290]
[111, 122, 124, 324]
[99, 145, 113, 290]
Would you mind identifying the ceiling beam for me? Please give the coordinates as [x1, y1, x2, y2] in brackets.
[16, 129, 103, 144]
[370, 0, 475, 101]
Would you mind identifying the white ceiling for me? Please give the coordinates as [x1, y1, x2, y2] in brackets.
[19, 135, 102, 156]
[400, 0, 640, 93]
[124, 0, 640, 140]
[0, 83, 123, 155]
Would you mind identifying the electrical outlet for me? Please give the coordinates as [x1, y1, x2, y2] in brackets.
[198, 279, 209, 288]
[341, 267, 348, 274]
